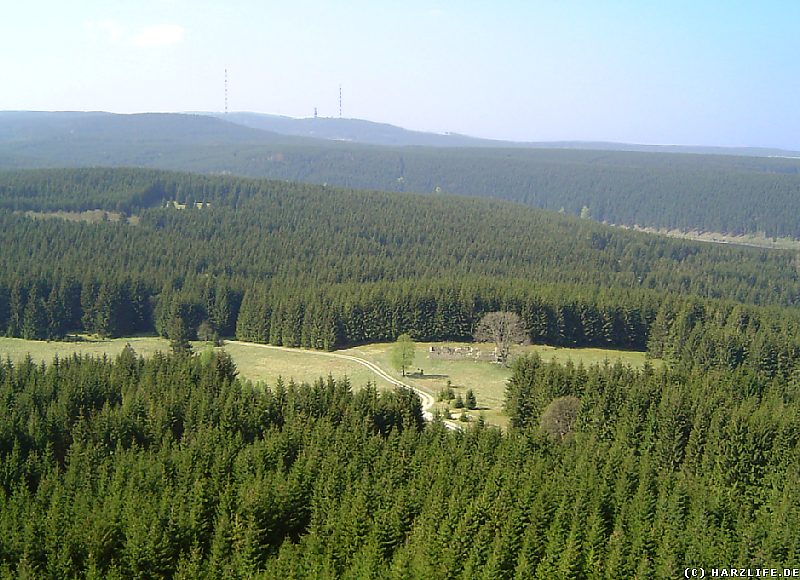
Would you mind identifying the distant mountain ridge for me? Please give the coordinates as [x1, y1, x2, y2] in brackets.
[0, 111, 308, 146]
[202, 112, 487, 148]
[0, 111, 315, 168]
[203, 111, 800, 157]
[3, 110, 797, 157]
[3, 111, 800, 239]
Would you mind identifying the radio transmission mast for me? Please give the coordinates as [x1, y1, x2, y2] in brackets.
[339, 85, 342, 118]
[224, 69, 228, 114]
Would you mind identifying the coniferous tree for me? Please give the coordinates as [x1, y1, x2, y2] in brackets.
[0, 285, 9, 335]
[94, 281, 122, 338]
[210, 284, 233, 337]
[466, 389, 477, 410]
[45, 284, 66, 339]
[22, 285, 48, 340]
[166, 298, 194, 354]
[80, 280, 100, 333]
[7, 280, 26, 336]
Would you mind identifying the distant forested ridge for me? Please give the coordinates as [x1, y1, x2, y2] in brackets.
[210, 111, 800, 156]
[3, 112, 800, 237]
[1, 168, 800, 377]
[226, 145, 800, 238]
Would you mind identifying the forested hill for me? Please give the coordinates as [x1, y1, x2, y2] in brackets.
[210, 111, 800, 157]
[0, 167, 797, 306]
[3, 112, 800, 238]
[1, 167, 798, 303]
[2, 167, 800, 379]
[207, 112, 490, 147]
[0, 111, 310, 168]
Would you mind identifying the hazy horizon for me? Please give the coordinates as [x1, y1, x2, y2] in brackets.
[2, 1, 798, 149]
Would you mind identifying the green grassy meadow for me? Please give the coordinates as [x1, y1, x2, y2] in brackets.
[341, 342, 655, 428]
[0, 336, 392, 391]
[220, 342, 394, 390]
[0, 336, 655, 428]
[0, 335, 172, 363]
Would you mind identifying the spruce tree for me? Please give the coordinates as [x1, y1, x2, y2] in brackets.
[466, 389, 477, 410]
[22, 285, 48, 340]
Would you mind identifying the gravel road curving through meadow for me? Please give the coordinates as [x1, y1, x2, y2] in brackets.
[227, 341, 460, 430]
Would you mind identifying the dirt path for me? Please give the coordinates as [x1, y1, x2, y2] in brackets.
[227, 340, 460, 430]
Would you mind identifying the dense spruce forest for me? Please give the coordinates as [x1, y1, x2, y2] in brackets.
[0, 346, 797, 577]
[1, 168, 800, 374]
[4, 113, 800, 238]
[1, 166, 800, 576]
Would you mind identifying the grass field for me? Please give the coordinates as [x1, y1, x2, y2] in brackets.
[19, 209, 139, 225]
[617, 224, 800, 251]
[341, 342, 655, 428]
[0, 336, 655, 428]
[221, 342, 394, 390]
[0, 336, 392, 390]
[0, 335, 172, 362]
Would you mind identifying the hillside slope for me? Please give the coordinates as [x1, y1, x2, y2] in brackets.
[1, 167, 800, 380]
[211, 111, 800, 157]
[3, 112, 800, 238]
[1, 167, 797, 307]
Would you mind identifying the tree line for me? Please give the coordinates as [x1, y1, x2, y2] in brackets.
[4, 273, 800, 377]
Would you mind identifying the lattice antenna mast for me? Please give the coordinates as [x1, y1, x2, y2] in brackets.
[339, 85, 342, 118]
[224, 69, 228, 114]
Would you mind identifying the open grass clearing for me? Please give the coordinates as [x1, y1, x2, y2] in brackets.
[616, 223, 800, 251]
[0, 336, 393, 391]
[0, 335, 171, 363]
[221, 341, 394, 390]
[341, 342, 657, 429]
[18, 209, 139, 225]
[0, 336, 655, 428]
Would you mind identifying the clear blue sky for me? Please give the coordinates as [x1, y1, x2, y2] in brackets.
[2, 0, 798, 148]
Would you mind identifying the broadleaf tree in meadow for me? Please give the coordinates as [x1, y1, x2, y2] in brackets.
[474, 311, 528, 365]
[391, 333, 415, 377]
